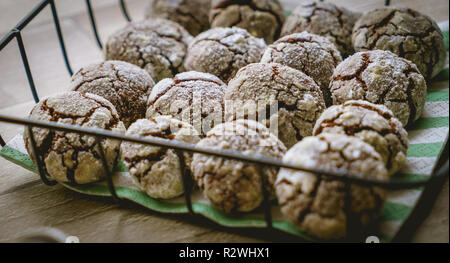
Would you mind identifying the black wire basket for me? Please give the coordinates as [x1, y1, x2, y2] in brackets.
[0, 0, 448, 242]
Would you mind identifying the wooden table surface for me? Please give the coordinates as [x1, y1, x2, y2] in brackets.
[0, 0, 448, 243]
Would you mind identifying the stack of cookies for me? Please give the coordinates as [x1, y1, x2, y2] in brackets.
[23, 0, 446, 240]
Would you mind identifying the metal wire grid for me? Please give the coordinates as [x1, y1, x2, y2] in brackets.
[0, 0, 448, 242]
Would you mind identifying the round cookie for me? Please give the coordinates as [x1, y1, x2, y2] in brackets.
[121, 117, 200, 199]
[276, 133, 388, 239]
[192, 119, 286, 213]
[313, 100, 408, 176]
[145, 0, 211, 36]
[225, 63, 326, 148]
[146, 71, 226, 136]
[261, 32, 342, 105]
[70, 60, 155, 128]
[23, 91, 126, 184]
[352, 7, 446, 80]
[184, 27, 266, 82]
[104, 18, 193, 83]
[281, 1, 360, 57]
[329, 50, 427, 127]
[209, 0, 285, 43]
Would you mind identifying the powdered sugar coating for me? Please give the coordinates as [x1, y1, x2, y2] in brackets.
[209, 0, 285, 43]
[121, 117, 200, 199]
[261, 32, 342, 105]
[192, 119, 286, 213]
[70, 60, 155, 128]
[145, 0, 211, 36]
[352, 7, 446, 79]
[330, 50, 427, 127]
[23, 92, 126, 184]
[104, 19, 193, 83]
[225, 63, 326, 148]
[313, 100, 408, 176]
[184, 27, 267, 82]
[146, 71, 226, 136]
[281, 1, 360, 57]
[276, 133, 387, 239]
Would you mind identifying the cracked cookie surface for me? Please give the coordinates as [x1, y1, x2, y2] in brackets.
[104, 19, 193, 83]
[209, 0, 285, 43]
[184, 27, 266, 82]
[275, 133, 388, 239]
[121, 117, 200, 199]
[23, 91, 126, 184]
[146, 71, 226, 137]
[70, 60, 155, 128]
[330, 50, 427, 127]
[192, 119, 286, 213]
[261, 32, 342, 105]
[225, 63, 325, 148]
[145, 0, 211, 36]
[313, 100, 408, 176]
[352, 7, 446, 79]
[281, 1, 360, 57]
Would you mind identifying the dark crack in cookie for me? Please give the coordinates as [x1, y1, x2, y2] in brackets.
[70, 60, 155, 128]
[352, 7, 446, 80]
[146, 71, 226, 137]
[104, 19, 193, 83]
[184, 27, 266, 82]
[261, 32, 342, 105]
[225, 63, 326, 148]
[23, 91, 126, 184]
[209, 0, 285, 43]
[121, 117, 200, 199]
[145, 0, 211, 36]
[330, 50, 427, 127]
[281, 1, 361, 57]
[313, 100, 408, 176]
[276, 133, 388, 239]
[192, 119, 286, 213]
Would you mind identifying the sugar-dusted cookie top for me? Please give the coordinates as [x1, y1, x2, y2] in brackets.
[192, 119, 286, 213]
[276, 133, 388, 239]
[184, 27, 266, 82]
[226, 63, 325, 148]
[210, 0, 285, 43]
[71, 60, 155, 128]
[352, 7, 446, 79]
[121, 117, 200, 199]
[282, 1, 360, 57]
[261, 32, 342, 105]
[104, 19, 193, 82]
[313, 100, 408, 175]
[330, 50, 427, 127]
[23, 91, 126, 184]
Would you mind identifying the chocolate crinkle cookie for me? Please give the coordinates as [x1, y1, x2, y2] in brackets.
[184, 27, 266, 82]
[330, 50, 427, 127]
[225, 63, 326, 148]
[313, 100, 409, 176]
[146, 71, 226, 136]
[276, 133, 388, 239]
[145, 0, 211, 36]
[281, 1, 360, 57]
[209, 0, 285, 43]
[104, 18, 193, 83]
[121, 117, 200, 199]
[23, 92, 126, 184]
[192, 119, 286, 213]
[70, 60, 155, 128]
[352, 7, 446, 80]
[261, 32, 342, 105]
